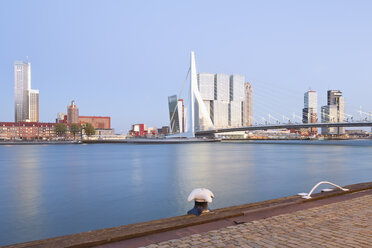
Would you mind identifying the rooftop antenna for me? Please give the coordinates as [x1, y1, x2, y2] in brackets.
[26, 56, 29, 63]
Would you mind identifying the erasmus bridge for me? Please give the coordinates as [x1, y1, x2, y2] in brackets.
[195, 122, 372, 137]
[168, 52, 372, 138]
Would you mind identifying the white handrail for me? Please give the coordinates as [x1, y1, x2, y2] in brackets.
[298, 181, 349, 199]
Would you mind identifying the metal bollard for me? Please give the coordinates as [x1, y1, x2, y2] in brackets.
[187, 188, 214, 216]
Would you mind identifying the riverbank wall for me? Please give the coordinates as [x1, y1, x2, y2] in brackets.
[5, 181, 372, 248]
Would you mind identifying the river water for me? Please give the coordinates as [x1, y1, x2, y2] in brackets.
[0, 140, 372, 245]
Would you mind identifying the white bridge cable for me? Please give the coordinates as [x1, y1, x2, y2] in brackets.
[253, 90, 298, 116]
[252, 80, 350, 124]
[249, 77, 305, 97]
[253, 101, 295, 125]
[252, 89, 304, 124]
[357, 106, 372, 121]
[253, 81, 372, 125]
[251, 82, 304, 116]
[252, 83, 302, 110]
[169, 67, 190, 133]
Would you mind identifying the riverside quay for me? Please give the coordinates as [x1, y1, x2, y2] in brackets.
[5, 182, 372, 248]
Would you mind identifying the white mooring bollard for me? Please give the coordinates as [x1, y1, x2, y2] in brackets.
[187, 188, 214, 216]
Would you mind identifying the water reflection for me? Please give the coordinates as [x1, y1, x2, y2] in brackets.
[1, 141, 372, 246]
[9, 146, 44, 240]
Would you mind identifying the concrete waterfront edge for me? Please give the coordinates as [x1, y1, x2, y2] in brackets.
[5, 182, 372, 248]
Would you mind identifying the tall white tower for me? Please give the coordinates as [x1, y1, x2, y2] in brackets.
[169, 52, 214, 138]
[187, 51, 214, 135]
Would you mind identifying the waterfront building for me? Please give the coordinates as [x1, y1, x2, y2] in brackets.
[157, 126, 170, 135]
[303, 90, 317, 123]
[215, 74, 230, 101]
[196, 73, 248, 129]
[229, 100, 242, 127]
[211, 100, 229, 128]
[147, 127, 158, 136]
[94, 129, 115, 138]
[56, 113, 67, 123]
[230, 74, 245, 102]
[78, 116, 111, 129]
[196, 73, 215, 131]
[129, 124, 171, 138]
[14, 59, 39, 122]
[0, 122, 56, 140]
[229, 74, 245, 126]
[321, 90, 345, 135]
[14, 60, 31, 122]
[198, 73, 214, 100]
[29, 89, 39, 122]
[168, 95, 185, 133]
[129, 124, 147, 137]
[243, 82, 253, 126]
[67, 100, 79, 124]
[302, 90, 317, 135]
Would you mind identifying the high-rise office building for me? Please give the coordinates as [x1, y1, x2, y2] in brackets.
[14, 60, 31, 122]
[229, 74, 245, 102]
[321, 90, 345, 135]
[229, 74, 245, 127]
[215, 74, 229, 101]
[29, 89, 39, 122]
[198, 73, 214, 100]
[67, 100, 79, 124]
[168, 95, 184, 133]
[302, 90, 317, 124]
[302, 90, 317, 134]
[14, 59, 39, 123]
[196, 73, 249, 129]
[211, 100, 229, 128]
[243, 82, 253, 126]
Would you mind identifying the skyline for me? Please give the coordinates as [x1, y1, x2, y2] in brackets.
[1, 1, 372, 131]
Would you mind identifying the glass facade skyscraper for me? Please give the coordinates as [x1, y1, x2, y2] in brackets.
[168, 95, 180, 133]
[302, 90, 318, 124]
[321, 90, 345, 135]
[14, 61, 31, 122]
[14, 59, 39, 122]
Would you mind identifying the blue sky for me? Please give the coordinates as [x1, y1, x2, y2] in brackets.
[1, 1, 371, 132]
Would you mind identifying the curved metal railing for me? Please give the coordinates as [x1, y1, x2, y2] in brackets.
[298, 181, 349, 199]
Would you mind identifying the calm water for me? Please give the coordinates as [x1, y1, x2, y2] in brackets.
[1, 141, 372, 245]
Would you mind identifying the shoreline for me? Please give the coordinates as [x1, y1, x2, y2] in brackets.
[4, 181, 372, 248]
[0, 137, 371, 145]
[0, 141, 81, 145]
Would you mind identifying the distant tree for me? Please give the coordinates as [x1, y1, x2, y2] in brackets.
[69, 123, 81, 140]
[84, 123, 96, 137]
[55, 123, 67, 138]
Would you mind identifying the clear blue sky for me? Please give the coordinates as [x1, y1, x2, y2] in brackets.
[1, 0, 371, 132]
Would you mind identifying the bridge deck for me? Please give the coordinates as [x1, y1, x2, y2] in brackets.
[196, 122, 372, 135]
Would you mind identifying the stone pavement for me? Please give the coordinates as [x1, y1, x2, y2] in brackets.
[142, 194, 372, 248]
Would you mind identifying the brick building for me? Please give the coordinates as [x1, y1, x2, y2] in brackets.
[0, 122, 57, 140]
[67, 100, 79, 124]
[78, 116, 111, 129]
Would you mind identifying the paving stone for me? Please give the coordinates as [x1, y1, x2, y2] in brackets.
[144, 194, 372, 248]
